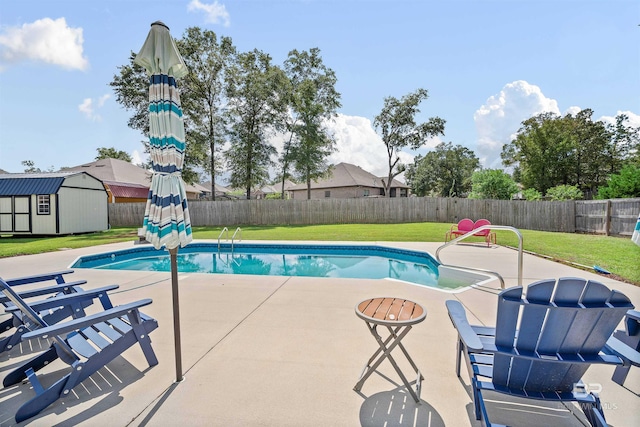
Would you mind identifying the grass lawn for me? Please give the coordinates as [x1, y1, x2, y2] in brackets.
[1, 223, 639, 285]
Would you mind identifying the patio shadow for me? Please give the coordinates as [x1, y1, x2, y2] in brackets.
[359, 388, 444, 427]
[0, 356, 146, 426]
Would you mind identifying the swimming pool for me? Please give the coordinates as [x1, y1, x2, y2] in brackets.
[71, 243, 491, 291]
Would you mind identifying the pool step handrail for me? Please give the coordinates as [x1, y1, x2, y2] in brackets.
[231, 227, 242, 252]
[217, 227, 229, 252]
[435, 225, 524, 289]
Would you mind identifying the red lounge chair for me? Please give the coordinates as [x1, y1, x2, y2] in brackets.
[445, 218, 474, 242]
[473, 219, 497, 247]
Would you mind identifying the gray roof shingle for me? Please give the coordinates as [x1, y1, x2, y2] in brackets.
[289, 163, 408, 190]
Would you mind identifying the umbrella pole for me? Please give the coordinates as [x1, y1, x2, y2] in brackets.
[170, 247, 183, 382]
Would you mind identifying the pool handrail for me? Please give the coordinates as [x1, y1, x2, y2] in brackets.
[217, 227, 229, 252]
[231, 227, 242, 252]
[435, 225, 524, 289]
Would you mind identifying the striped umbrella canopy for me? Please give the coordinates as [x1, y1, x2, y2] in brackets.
[135, 21, 192, 251]
[134, 21, 192, 382]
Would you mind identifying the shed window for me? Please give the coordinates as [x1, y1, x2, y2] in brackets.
[37, 195, 50, 215]
[324, 191, 331, 198]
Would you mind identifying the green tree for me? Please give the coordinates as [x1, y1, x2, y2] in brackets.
[110, 52, 149, 133]
[177, 28, 235, 200]
[502, 112, 575, 194]
[95, 147, 132, 162]
[110, 28, 233, 185]
[374, 89, 445, 197]
[21, 160, 54, 173]
[522, 188, 543, 201]
[225, 49, 289, 199]
[405, 142, 479, 197]
[607, 113, 640, 167]
[596, 164, 640, 199]
[546, 184, 583, 201]
[570, 109, 612, 195]
[468, 169, 518, 200]
[283, 48, 341, 199]
[502, 110, 637, 195]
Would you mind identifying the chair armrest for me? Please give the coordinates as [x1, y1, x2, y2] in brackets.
[5, 270, 75, 286]
[4, 285, 119, 313]
[605, 336, 640, 366]
[626, 310, 640, 321]
[22, 299, 154, 340]
[445, 300, 484, 352]
[625, 310, 640, 336]
[0, 281, 86, 304]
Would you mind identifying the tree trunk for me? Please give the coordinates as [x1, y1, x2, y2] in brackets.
[210, 119, 216, 201]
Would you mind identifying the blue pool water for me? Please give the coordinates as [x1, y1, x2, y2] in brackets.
[71, 243, 453, 289]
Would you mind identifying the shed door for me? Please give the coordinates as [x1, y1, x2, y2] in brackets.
[0, 196, 31, 232]
[0, 197, 11, 232]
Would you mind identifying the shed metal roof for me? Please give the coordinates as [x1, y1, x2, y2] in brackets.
[0, 176, 66, 196]
[0, 172, 94, 196]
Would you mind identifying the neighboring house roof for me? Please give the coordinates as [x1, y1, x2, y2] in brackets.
[104, 181, 149, 199]
[64, 158, 152, 186]
[191, 182, 209, 193]
[0, 172, 99, 196]
[64, 158, 203, 196]
[288, 163, 408, 190]
[200, 181, 230, 194]
[259, 184, 279, 194]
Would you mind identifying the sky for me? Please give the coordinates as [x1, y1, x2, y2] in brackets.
[0, 0, 639, 181]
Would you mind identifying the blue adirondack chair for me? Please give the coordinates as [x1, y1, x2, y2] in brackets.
[0, 277, 158, 422]
[446, 277, 636, 427]
[1, 271, 118, 354]
[611, 309, 640, 386]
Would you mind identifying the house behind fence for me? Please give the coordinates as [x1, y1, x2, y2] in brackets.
[108, 197, 640, 237]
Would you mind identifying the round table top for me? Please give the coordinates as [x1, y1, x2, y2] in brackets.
[355, 297, 426, 326]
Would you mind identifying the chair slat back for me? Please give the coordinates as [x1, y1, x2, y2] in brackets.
[493, 278, 633, 392]
[0, 277, 77, 362]
[1, 278, 48, 329]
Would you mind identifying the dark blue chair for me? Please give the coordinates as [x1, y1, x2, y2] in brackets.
[0, 277, 158, 423]
[446, 277, 636, 427]
[1, 270, 118, 354]
[611, 309, 640, 386]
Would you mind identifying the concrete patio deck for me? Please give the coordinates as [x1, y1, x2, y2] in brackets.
[0, 240, 638, 427]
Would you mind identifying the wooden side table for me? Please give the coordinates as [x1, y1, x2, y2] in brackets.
[354, 297, 426, 402]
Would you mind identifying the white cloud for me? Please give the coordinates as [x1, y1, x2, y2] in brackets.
[326, 114, 387, 176]
[474, 80, 560, 168]
[564, 106, 582, 116]
[597, 110, 640, 128]
[187, 0, 230, 27]
[267, 113, 435, 179]
[78, 93, 110, 121]
[131, 150, 148, 167]
[0, 17, 88, 70]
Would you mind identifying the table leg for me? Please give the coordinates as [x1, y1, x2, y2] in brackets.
[354, 322, 422, 402]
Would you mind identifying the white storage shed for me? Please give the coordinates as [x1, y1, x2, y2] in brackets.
[0, 172, 109, 235]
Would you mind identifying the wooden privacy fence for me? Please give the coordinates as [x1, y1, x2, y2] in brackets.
[109, 197, 640, 236]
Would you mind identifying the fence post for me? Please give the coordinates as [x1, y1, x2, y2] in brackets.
[604, 199, 612, 236]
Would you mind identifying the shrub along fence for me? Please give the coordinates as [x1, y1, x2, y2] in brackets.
[108, 197, 640, 236]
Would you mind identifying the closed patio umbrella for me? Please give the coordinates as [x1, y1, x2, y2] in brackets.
[135, 21, 192, 382]
[633, 212, 640, 247]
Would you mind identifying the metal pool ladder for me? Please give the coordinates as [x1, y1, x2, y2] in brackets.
[217, 227, 242, 252]
[435, 225, 524, 289]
